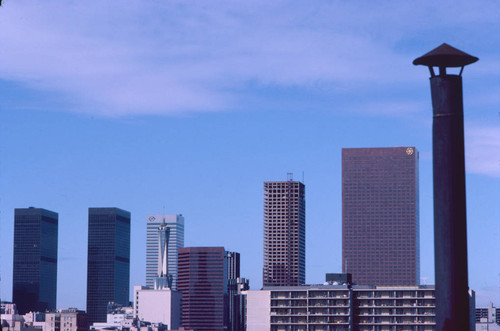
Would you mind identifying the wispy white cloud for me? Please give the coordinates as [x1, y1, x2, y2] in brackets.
[346, 100, 428, 117]
[466, 125, 500, 178]
[0, 0, 499, 116]
[469, 87, 500, 108]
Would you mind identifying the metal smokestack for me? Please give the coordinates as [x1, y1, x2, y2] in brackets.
[413, 43, 478, 330]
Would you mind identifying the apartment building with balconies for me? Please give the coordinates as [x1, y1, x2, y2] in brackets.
[245, 284, 437, 331]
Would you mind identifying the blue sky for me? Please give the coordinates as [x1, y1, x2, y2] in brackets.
[1, 0, 499, 309]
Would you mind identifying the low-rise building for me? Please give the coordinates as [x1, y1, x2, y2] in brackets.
[45, 309, 88, 331]
[1, 303, 18, 315]
[476, 302, 500, 330]
[90, 304, 134, 331]
[1, 303, 25, 331]
[2, 305, 87, 331]
[1, 303, 45, 331]
[245, 284, 438, 331]
[90, 302, 178, 331]
[133, 285, 182, 330]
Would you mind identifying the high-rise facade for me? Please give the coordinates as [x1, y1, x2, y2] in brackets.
[263, 179, 306, 286]
[87, 208, 131, 324]
[177, 247, 228, 331]
[226, 251, 240, 280]
[146, 214, 184, 290]
[12, 207, 58, 314]
[342, 147, 419, 285]
[225, 251, 249, 331]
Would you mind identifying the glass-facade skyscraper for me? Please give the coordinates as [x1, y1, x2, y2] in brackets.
[226, 251, 240, 280]
[225, 251, 248, 331]
[13, 207, 58, 314]
[145, 214, 184, 290]
[177, 247, 228, 331]
[263, 180, 306, 286]
[342, 147, 420, 285]
[86, 207, 131, 324]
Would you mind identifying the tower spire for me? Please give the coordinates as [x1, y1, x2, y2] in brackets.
[154, 217, 172, 289]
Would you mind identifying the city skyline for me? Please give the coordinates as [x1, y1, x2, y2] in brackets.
[1, 0, 499, 311]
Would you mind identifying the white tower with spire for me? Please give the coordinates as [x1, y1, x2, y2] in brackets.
[154, 219, 173, 289]
[146, 214, 184, 289]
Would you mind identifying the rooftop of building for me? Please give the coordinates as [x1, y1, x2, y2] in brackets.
[261, 284, 435, 291]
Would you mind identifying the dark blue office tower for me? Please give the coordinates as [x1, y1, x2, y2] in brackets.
[13, 207, 58, 314]
[86, 208, 131, 324]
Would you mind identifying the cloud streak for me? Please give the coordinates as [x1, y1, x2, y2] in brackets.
[466, 125, 500, 178]
[1, 0, 499, 116]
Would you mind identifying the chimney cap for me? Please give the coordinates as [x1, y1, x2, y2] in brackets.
[413, 43, 478, 67]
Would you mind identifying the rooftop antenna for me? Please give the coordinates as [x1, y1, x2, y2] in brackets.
[302, 171, 305, 183]
[287, 172, 293, 181]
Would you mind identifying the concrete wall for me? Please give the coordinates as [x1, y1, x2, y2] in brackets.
[136, 289, 181, 330]
[245, 290, 270, 331]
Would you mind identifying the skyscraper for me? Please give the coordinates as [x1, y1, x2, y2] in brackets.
[13, 207, 58, 314]
[263, 178, 306, 286]
[146, 214, 184, 290]
[342, 147, 419, 285]
[177, 247, 228, 331]
[225, 251, 249, 331]
[226, 251, 240, 280]
[86, 208, 131, 324]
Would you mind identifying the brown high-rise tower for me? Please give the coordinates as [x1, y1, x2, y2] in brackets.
[342, 147, 419, 285]
[177, 247, 227, 331]
[263, 178, 306, 286]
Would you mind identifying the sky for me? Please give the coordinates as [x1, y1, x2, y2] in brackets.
[0, 0, 499, 310]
